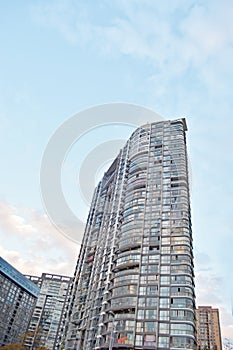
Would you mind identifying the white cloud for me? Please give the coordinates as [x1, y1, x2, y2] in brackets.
[0, 201, 36, 235]
[0, 245, 75, 276]
[31, 1, 233, 64]
[196, 270, 233, 338]
[0, 200, 78, 276]
[30, 0, 233, 119]
[195, 251, 233, 339]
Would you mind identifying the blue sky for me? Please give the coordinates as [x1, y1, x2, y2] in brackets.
[0, 0, 233, 338]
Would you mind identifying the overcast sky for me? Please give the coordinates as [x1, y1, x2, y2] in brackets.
[0, 0, 233, 339]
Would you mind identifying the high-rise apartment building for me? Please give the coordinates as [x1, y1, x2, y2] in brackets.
[25, 273, 72, 350]
[0, 257, 40, 347]
[196, 306, 222, 350]
[65, 119, 196, 349]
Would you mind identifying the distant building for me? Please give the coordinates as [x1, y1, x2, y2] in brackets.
[0, 257, 40, 347]
[196, 306, 222, 350]
[25, 273, 72, 350]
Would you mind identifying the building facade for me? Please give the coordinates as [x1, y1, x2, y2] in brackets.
[0, 257, 40, 347]
[24, 273, 72, 350]
[65, 119, 196, 349]
[196, 306, 222, 350]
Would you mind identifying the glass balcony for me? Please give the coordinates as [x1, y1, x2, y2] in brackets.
[115, 255, 141, 269]
[118, 236, 142, 250]
[110, 297, 137, 310]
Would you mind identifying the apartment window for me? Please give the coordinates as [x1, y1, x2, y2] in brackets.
[159, 322, 169, 333]
[160, 287, 170, 296]
[161, 256, 170, 264]
[160, 276, 170, 285]
[159, 310, 169, 321]
[146, 309, 157, 319]
[137, 310, 144, 319]
[145, 321, 156, 332]
[135, 335, 143, 346]
[158, 336, 169, 347]
[160, 266, 170, 274]
[147, 298, 158, 307]
[147, 286, 158, 295]
[159, 298, 169, 308]
[136, 322, 143, 332]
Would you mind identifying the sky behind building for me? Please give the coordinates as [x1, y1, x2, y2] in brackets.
[0, 0, 232, 338]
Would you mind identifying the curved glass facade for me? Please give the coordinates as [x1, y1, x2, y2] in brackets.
[65, 119, 196, 350]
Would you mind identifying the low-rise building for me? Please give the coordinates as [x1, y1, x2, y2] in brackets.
[0, 257, 40, 347]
